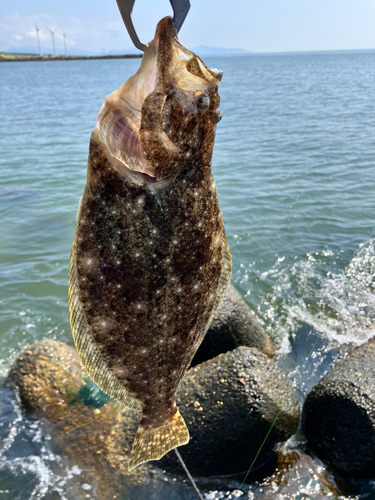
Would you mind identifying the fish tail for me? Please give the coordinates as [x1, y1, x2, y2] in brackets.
[128, 409, 189, 471]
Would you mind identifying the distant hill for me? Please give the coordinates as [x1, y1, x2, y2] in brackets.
[4, 46, 40, 55]
[193, 45, 251, 56]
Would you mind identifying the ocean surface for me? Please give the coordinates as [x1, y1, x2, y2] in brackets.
[0, 51, 374, 499]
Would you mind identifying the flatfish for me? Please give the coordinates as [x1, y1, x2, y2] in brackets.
[69, 16, 231, 471]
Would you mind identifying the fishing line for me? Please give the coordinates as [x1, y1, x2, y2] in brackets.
[239, 331, 323, 491]
[175, 448, 205, 500]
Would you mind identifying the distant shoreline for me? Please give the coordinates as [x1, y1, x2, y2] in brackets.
[0, 54, 143, 63]
[2, 47, 375, 63]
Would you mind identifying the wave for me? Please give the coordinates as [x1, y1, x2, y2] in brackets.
[256, 238, 375, 352]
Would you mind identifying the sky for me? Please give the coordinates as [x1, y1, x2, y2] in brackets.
[1, 0, 375, 55]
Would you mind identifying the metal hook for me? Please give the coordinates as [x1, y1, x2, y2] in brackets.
[116, 0, 191, 52]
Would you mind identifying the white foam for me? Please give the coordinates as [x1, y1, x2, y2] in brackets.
[256, 238, 375, 353]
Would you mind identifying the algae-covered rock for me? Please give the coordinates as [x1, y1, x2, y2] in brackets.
[5, 340, 147, 499]
[302, 338, 375, 478]
[159, 346, 299, 476]
[192, 285, 274, 366]
[7, 340, 85, 420]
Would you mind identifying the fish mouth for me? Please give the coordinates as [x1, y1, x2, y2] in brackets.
[95, 16, 222, 186]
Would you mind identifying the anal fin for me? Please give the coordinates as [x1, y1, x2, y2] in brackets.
[69, 232, 140, 412]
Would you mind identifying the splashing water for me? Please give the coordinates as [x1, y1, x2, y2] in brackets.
[255, 239, 375, 353]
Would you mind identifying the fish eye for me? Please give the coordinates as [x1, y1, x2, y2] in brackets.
[211, 108, 222, 124]
[197, 95, 210, 112]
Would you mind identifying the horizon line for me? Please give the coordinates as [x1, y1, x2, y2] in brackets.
[2, 46, 375, 56]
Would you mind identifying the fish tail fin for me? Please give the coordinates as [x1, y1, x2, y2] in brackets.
[128, 409, 189, 471]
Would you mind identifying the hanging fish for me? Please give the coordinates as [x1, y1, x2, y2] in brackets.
[68, 16, 231, 471]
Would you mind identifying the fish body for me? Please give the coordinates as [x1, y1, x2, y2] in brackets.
[69, 17, 231, 471]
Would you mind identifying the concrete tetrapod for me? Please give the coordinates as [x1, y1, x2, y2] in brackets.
[192, 285, 275, 366]
[302, 338, 375, 478]
[158, 346, 299, 476]
[6, 340, 299, 482]
[5, 340, 148, 499]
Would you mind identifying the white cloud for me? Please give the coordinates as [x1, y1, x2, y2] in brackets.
[1, 11, 140, 53]
[0, 12, 55, 50]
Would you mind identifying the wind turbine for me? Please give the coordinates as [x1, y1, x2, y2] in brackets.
[62, 31, 68, 56]
[45, 26, 57, 55]
[33, 18, 42, 55]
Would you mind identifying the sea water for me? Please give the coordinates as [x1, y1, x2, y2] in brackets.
[0, 51, 374, 499]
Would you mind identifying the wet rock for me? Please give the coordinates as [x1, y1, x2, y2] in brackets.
[258, 447, 340, 499]
[192, 285, 275, 366]
[5, 340, 149, 499]
[7, 341, 298, 483]
[302, 338, 375, 478]
[158, 346, 299, 476]
[7, 339, 84, 419]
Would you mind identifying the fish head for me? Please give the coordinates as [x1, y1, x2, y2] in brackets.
[96, 16, 223, 184]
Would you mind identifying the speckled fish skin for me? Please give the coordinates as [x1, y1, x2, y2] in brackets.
[69, 16, 231, 471]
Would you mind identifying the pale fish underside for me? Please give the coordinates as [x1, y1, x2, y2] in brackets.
[68, 16, 231, 471]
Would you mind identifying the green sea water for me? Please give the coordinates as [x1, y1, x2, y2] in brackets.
[0, 52, 375, 499]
